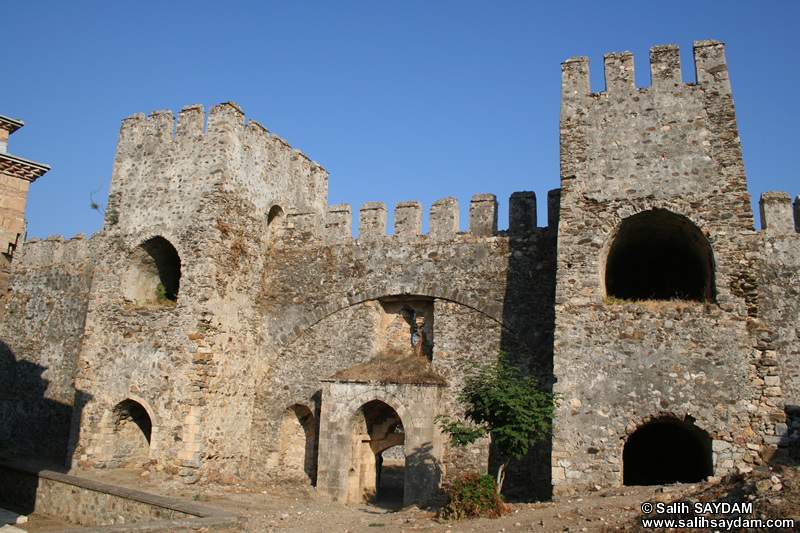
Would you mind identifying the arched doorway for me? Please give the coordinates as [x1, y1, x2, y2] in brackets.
[605, 209, 715, 302]
[623, 417, 713, 485]
[279, 404, 317, 483]
[347, 400, 405, 504]
[110, 399, 152, 468]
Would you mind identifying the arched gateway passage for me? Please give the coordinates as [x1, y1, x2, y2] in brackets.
[348, 400, 405, 504]
[316, 381, 442, 507]
[623, 417, 713, 485]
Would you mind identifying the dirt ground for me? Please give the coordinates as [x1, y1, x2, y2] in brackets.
[14, 455, 800, 532]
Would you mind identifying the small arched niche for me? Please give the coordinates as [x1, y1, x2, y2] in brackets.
[122, 236, 181, 304]
[279, 404, 317, 483]
[266, 205, 286, 239]
[268, 205, 285, 226]
[623, 417, 713, 485]
[605, 209, 715, 302]
[111, 399, 153, 468]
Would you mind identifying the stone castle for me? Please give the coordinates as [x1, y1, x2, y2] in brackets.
[0, 40, 798, 506]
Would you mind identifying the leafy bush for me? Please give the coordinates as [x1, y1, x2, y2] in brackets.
[440, 473, 507, 521]
[155, 283, 168, 303]
[436, 353, 558, 492]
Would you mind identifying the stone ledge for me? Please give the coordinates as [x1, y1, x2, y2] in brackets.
[0, 461, 239, 532]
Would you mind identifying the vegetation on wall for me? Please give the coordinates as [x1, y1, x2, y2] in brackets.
[330, 346, 446, 385]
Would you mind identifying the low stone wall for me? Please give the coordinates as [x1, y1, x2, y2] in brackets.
[0, 461, 239, 532]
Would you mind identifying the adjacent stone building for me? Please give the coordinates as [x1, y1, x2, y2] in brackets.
[1, 40, 797, 505]
[0, 115, 50, 300]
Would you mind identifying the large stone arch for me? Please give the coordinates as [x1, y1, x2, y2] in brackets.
[621, 414, 713, 485]
[248, 289, 545, 488]
[588, 200, 718, 302]
[268, 283, 512, 352]
[278, 402, 317, 483]
[117, 230, 187, 305]
[79, 394, 160, 469]
[615, 410, 715, 486]
[602, 208, 716, 302]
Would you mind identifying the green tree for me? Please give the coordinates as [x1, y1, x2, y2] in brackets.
[436, 354, 558, 493]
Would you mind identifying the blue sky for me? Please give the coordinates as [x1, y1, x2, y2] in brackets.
[3, 1, 798, 239]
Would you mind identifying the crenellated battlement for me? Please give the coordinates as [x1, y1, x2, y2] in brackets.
[16, 233, 95, 269]
[561, 40, 730, 97]
[315, 191, 558, 245]
[109, 102, 328, 236]
[760, 192, 800, 234]
[559, 39, 748, 211]
[116, 102, 318, 171]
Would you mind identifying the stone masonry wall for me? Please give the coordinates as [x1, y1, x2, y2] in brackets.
[757, 192, 800, 439]
[250, 205, 556, 498]
[0, 234, 95, 460]
[68, 102, 557, 495]
[70, 104, 306, 483]
[0, 462, 238, 531]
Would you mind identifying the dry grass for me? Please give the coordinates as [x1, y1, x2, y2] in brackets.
[604, 295, 702, 311]
[331, 347, 447, 385]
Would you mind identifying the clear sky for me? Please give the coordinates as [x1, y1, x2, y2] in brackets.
[3, 1, 798, 239]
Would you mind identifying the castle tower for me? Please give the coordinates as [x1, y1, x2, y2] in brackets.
[0, 115, 49, 299]
[69, 103, 330, 480]
[551, 41, 771, 492]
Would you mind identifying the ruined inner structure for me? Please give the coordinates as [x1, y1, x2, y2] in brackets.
[0, 40, 798, 505]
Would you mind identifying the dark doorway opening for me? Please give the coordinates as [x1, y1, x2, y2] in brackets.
[623, 417, 713, 485]
[376, 444, 405, 509]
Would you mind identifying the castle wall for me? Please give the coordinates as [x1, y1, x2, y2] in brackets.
[67, 102, 557, 492]
[250, 203, 556, 497]
[552, 41, 771, 492]
[1, 39, 794, 500]
[757, 193, 800, 416]
[0, 234, 95, 460]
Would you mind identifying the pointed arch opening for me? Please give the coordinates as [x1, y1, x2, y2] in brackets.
[111, 399, 152, 468]
[605, 209, 715, 302]
[122, 236, 181, 304]
[268, 205, 285, 226]
[623, 417, 712, 485]
[266, 205, 286, 240]
[347, 400, 405, 506]
[279, 404, 317, 483]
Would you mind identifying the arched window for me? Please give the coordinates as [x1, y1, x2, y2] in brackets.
[122, 236, 181, 304]
[268, 205, 285, 227]
[623, 417, 712, 485]
[605, 210, 714, 302]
